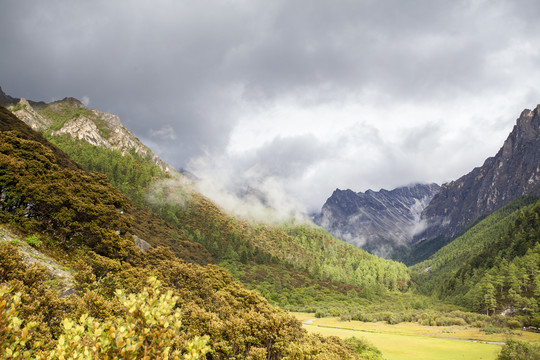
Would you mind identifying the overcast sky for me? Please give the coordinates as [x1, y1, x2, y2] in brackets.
[1, 0, 540, 215]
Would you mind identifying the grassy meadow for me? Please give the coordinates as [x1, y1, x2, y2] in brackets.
[291, 313, 540, 360]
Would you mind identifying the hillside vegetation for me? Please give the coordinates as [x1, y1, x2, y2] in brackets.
[0, 106, 374, 359]
[413, 196, 540, 324]
[37, 105, 410, 311]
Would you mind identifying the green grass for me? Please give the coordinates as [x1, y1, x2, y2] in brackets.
[289, 313, 540, 360]
[302, 322, 500, 360]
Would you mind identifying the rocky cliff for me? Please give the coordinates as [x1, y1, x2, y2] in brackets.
[7, 96, 172, 173]
[415, 104, 540, 243]
[315, 183, 440, 257]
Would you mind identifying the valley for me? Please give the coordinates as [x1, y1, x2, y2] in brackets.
[1, 90, 540, 359]
[293, 312, 540, 360]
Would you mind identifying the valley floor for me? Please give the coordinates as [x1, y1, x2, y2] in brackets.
[291, 313, 540, 360]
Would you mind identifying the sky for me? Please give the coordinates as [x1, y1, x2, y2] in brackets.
[1, 0, 540, 217]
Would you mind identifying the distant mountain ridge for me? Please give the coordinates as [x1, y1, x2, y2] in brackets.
[415, 104, 540, 244]
[314, 183, 440, 257]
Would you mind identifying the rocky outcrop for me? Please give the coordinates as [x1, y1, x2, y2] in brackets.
[8, 97, 172, 173]
[9, 98, 51, 131]
[0, 226, 75, 297]
[415, 104, 540, 243]
[133, 234, 151, 252]
[315, 183, 440, 257]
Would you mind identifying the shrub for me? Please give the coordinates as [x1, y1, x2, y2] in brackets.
[344, 336, 383, 360]
[43, 276, 209, 359]
[0, 286, 38, 359]
[25, 235, 41, 248]
[506, 319, 522, 329]
[497, 339, 540, 360]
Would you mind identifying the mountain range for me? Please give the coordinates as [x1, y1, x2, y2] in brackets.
[316, 103, 540, 262]
[314, 183, 440, 257]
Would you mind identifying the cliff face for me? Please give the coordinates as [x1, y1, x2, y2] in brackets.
[8, 97, 172, 173]
[415, 104, 540, 243]
[315, 183, 440, 257]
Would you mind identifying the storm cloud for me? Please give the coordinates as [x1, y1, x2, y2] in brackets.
[1, 0, 540, 215]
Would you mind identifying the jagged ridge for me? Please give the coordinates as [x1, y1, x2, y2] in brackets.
[416, 104, 540, 244]
[315, 183, 440, 257]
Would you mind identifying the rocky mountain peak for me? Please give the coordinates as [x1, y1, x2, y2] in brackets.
[314, 183, 440, 258]
[415, 103, 540, 244]
[5, 91, 172, 173]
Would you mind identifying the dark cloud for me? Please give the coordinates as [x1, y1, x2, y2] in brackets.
[1, 0, 540, 214]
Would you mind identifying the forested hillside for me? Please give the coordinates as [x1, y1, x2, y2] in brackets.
[413, 196, 540, 324]
[49, 137, 411, 309]
[0, 105, 374, 359]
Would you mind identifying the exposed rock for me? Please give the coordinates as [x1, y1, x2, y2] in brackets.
[314, 183, 440, 258]
[415, 104, 540, 243]
[0, 226, 75, 297]
[7, 95, 172, 173]
[133, 234, 151, 252]
[9, 98, 51, 131]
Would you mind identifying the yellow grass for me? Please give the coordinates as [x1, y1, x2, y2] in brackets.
[290, 313, 540, 360]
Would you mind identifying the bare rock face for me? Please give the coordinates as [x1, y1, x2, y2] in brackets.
[133, 234, 151, 252]
[10, 98, 51, 131]
[415, 104, 540, 243]
[54, 115, 109, 147]
[8, 96, 172, 173]
[314, 183, 440, 258]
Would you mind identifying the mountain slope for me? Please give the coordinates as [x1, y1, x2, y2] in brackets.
[0, 105, 212, 265]
[315, 183, 440, 257]
[8, 96, 171, 172]
[415, 105, 540, 244]
[411, 196, 540, 319]
[0, 106, 375, 359]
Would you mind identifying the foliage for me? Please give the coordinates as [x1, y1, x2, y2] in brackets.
[25, 101, 412, 310]
[0, 287, 38, 359]
[344, 336, 383, 360]
[48, 134, 166, 208]
[0, 126, 367, 359]
[37, 98, 96, 132]
[24, 234, 41, 248]
[0, 106, 80, 170]
[412, 196, 540, 321]
[169, 192, 410, 301]
[42, 277, 210, 360]
[497, 339, 540, 360]
[0, 128, 211, 265]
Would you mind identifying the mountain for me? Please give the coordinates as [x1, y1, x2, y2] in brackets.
[0, 86, 19, 106]
[7, 96, 172, 173]
[314, 183, 440, 257]
[415, 104, 540, 245]
[411, 196, 540, 319]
